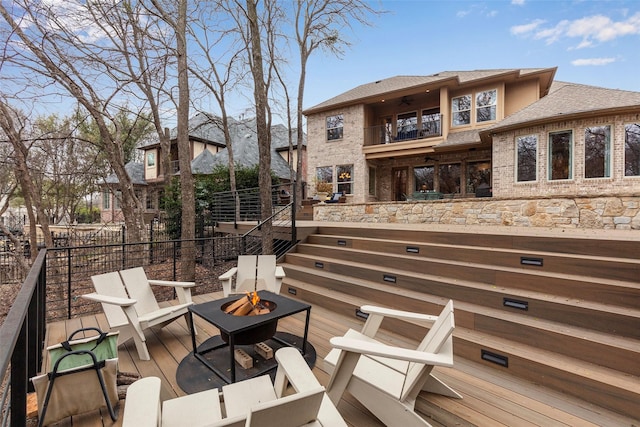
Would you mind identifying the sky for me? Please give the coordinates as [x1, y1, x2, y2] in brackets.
[302, 0, 640, 110]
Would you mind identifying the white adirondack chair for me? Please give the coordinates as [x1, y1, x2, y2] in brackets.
[122, 348, 346, 427]
[219, 255, 285, 297]
[324, 300, 461, 427]
[82, 268, 195, 361]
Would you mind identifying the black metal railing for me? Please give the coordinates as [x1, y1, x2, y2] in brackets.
[363, 115, 442, 146]
[0, 250, 46, 427]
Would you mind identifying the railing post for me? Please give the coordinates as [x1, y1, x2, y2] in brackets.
[10, 320, 27, 427]
[172, 240, 177, 281]
[291, 182, 297, 246]
[121, 225, 126, 270]
[149, 221, 154, 264]
[67, 247, 72, 319]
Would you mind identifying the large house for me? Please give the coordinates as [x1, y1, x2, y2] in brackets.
[100, 113, 305, 223]
[302, 68, 640, 204]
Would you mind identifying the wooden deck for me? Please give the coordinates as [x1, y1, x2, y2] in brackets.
[40, 290, 637, 427]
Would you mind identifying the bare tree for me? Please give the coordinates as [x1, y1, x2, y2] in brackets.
[293, 0, 381, 204]
[150, 0, 195, 280]
[0, 2, 148, 241]
[0, 101, 54, 259]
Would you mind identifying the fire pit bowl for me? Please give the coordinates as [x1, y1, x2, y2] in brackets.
[220, 299, 278, 345]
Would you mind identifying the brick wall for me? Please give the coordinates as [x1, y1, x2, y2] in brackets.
[492, 114, 640, 197]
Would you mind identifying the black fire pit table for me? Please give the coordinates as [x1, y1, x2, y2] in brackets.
[188, 290, 311, 384]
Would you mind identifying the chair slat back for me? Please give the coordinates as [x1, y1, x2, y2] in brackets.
[120, 267, 161, 316]
[257, 255, 277, 292]
[245, 386, 325, 427]
[236, 255, 258, 294]
[91, 272, 130, 327]
[401, 300, 455, 401]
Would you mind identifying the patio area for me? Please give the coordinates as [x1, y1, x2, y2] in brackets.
[38, 290, 635, 427]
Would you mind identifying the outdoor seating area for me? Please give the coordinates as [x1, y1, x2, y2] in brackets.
[82, 267, 196, 360]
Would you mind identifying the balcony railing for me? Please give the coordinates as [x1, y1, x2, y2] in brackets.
[364, 115, 442, 146]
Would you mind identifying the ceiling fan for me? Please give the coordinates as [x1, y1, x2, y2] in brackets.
[399, 96, 413, 106]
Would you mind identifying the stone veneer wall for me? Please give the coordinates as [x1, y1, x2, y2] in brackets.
[312, 196, 640, 230]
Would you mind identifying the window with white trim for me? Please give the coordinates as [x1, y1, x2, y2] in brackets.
[337, 164, 353, 194]
[476, 89, 497, 122]
[451, 95, 471, 126]
[326, 114, 343, 141]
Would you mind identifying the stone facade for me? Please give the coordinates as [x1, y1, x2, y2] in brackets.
[312, 196, 640, 230]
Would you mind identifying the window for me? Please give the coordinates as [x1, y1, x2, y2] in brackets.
[115, 190, 122, 209]
[516, 135, 538, 182]
[421, 109, 441, 137]
[548, 131, 573, 180]
[476, 89, 497, 122]
[466, 161, 491, 193]
[413, 166, 435, 191]
[326, 114, 343, 141]
[584, 126, 611, 178]
[146, 152, 155, 167]
[451, 95, 471, 126]
[624, 123, 640, 176]
[396, 112, 417, 140]
[316, 166, 333, 192]
[337, 165, 353, 194]
[368, 166, 376, 196]
[438, 163, 461, 193]
[102, 190, 110, 209]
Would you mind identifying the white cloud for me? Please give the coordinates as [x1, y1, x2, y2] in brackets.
[514, 12, 640, 48]
[511, 0, 525, 5]
[510, 19, 545, 35]
[571, 58, 616, 66]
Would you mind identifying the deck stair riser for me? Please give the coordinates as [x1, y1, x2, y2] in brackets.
[285, 253, 640, 340]
[281, 225, 640, 420]
[296, 243, 640, 308]
[282, 274, 640, 377]
[306, 234, 640, 283]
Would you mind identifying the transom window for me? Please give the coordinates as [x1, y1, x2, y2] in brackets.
[584, 126, 611, 178]
[548, 130, 573, 180]
[516, 135, 538, 182]
[451, 95, 471, 127]
[326, 114, 343, 141]
[476, 89, 497, 122]
[624, 123, 640, 176]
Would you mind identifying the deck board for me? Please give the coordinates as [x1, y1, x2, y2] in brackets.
[39, 291, 639, 427]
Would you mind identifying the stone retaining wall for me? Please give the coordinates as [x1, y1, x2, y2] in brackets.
[313, 196, 640, 230]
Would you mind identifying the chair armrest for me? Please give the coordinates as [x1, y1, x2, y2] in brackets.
[273, 347, 321, 397]
[148, 279, 195, 288]
[218, 267, 238, 281]
[329, 336, 453, 367]
[122, 377, 161, 427]
[275, 266, 285, 279]
[81, 293, 136, 307]
[360, 305, 438, 323]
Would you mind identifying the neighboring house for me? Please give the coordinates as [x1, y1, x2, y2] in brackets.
[302, 68, 640, 203]
[99, 113, 306, 223]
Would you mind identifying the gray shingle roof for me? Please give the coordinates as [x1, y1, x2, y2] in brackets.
[304, 68, 553, 113]
[104, 162, 146, 185]
[484, 81, 640, 134]
[191, 118, 294, 179]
